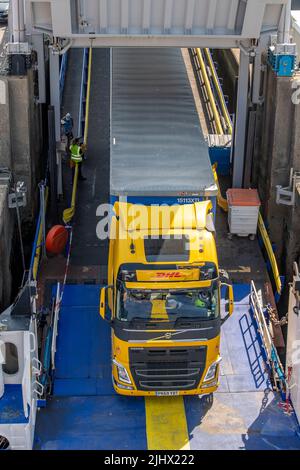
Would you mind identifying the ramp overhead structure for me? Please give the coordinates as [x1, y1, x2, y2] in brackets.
[26, 0, 288, 47]
[24, 0, 292, 189]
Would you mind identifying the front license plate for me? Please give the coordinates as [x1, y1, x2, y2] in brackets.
[155, 391, 179, 396]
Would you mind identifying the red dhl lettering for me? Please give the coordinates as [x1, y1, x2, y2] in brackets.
[155, 272, 182, 278]
[135, 269, 200, 282]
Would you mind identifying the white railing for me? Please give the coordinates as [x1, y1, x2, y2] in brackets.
[250, 281, 286, 390]
[51, 282, 61, 370]
[250, 282, 273, 361]
[21, 357, 30, 419]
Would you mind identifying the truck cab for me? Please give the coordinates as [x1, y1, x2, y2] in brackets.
[100, 200, 233, 396]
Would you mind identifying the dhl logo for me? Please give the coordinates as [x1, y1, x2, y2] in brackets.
[155, 272, 182, 278]
[136, 269, 200, 282]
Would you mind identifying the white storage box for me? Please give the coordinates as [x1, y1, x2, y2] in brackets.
[226, 189, 261, 237]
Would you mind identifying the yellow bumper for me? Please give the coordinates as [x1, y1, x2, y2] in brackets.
[113, 377, 218, 397]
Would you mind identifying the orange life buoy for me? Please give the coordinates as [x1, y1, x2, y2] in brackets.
[46, 225, 68, 254]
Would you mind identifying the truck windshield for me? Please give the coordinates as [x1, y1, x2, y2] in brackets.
[116, 284, 219, 322]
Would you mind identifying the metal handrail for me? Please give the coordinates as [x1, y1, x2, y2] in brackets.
[203, 48, 232, 135]
[51, 282, 61, 370]
[21, 356, 30, 419]
[77, 48, 89, 138]
[250, 282, 273, 359]
[257, 212, 282, 296]
[193, 48, 224, 135]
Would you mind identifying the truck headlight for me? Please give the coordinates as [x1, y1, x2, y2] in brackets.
[113, 359, 132, 384]
[203, 357, 222, 383]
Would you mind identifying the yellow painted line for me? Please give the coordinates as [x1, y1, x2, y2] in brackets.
[194, 48, 224, 135]
[145, 397, 190, 450]
[258, 212, 282, 295]
[63, 163, 79, 224]
[212, 163, 228, 212]
[204, 48, 232, 135]
[151, 299, 168, 320]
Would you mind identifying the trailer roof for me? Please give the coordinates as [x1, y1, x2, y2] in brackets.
[110, 48, 216, 197]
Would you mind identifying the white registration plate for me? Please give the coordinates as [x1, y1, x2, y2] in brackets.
[155, 391, 179, 396]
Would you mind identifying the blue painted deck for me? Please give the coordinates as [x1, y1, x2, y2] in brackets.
[34, 284, 300, 450]
[185, 285, 300, 450]
[0, 385, 28, 424]
[34, 284, 147, 450]
[34, 395, 147, 450]
[220, 284, 269, 393]
[53, 284, 113, 396]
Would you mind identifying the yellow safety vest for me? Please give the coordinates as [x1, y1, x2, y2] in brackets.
[70, 144, 83, 163]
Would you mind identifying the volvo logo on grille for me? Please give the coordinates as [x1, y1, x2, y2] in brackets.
[151, 330, 190, 341]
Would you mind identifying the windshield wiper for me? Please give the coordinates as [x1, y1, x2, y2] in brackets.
[128, 316, 150, 323]
[128, 317, 172, 328]
[174, 316, 205, 326]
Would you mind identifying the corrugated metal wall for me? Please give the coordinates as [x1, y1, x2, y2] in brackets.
[27, 0, 287, 46]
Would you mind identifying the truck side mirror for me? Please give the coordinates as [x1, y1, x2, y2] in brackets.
[220, 282, 234, 317]
[99, 286, 113, 322]
[227, 284, 234, 316]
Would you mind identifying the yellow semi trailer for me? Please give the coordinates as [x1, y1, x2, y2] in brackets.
[100, 201, 233, 396]
[99, 48, 233, 396]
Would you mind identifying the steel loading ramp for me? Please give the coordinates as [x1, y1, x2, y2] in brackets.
[34, 284, 300, 450]
[34, 284, 148, 450]
[52, 285, 112, 397]
[33, 46, 300, 450]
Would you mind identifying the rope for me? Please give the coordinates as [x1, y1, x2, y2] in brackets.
[266, 303, 288, 327]
[278, 365, 294, 415]
[48, 227, 73, 376]
[59, 227, 73, 305]
[31, 185, 49, 281]
[51, 228, 73, 315]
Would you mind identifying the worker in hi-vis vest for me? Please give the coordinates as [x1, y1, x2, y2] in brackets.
[69, 138, 86, 181]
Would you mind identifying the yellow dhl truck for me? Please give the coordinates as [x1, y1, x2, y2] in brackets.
[99, 48, 233, 396]
[100, 201, 233, 396]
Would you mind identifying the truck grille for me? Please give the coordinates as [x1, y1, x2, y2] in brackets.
[129, 346, 207, 391]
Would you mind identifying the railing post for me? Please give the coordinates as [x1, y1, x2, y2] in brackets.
[48, 106, 58, 223]
[51, 282, 61, 370]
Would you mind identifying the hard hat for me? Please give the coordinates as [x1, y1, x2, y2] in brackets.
[66, 113, 71, 120]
